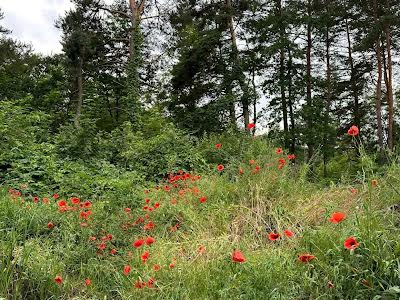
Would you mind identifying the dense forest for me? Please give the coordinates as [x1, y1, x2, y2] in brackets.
[1, 1, 400, 299]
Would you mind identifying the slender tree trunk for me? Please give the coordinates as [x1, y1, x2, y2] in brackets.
[345, 18, 360, 127]
[225, 0, 250, 132]
[74, 56, 83, 128]
[323, 19, 332, 177]
[252, 65, 257, 136]
[306, 0, 313, 161]
[384, 0, 394, 150]
[277, 0, 289, 147]
[373, 0, 384, 150]
[287, 47, 295, 154]
[129, 0, 145, 58]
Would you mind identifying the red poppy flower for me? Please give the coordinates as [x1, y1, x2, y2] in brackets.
[145, 236, 155, 245]
[85, 278, 91, 286]
[47, 222, 54, 229]
[98, 243, 106, 250]
[199, 196, 207, 203]
[84, 201, 91, 208]
[298, 254, 316, 263]
[123, 265, 131, 276]
[276, 148, 283, 154]
[154, 202, 160, 209]
[125, 207, 131, 213]
[58, 200, 67, 207]
[144, 222, 155, 230]
[148, 278, 155, 288]
[249, 159, 256, 165]
[217, 165, 225, 172]
[268, 233, 281, 241]
[53, 194, 60, 199]
[133, 239, 145, 248]
[145, 198, 151, 204]
[371, 179, 378, 187]
[54, 275, 63, 284]
[287, 154, 296, 160]
[110, 248, 117, 255]
[350, 188, 358, 194]
[232, 250, 246, 263]
[33, 196, 39, 203]
[89, 236, 96, 241]
[164, 185, 170, 192]
[248, 123, 255, 129]
[329, 212, 346, 224]
[141, 251, 150, 263]
[153, 264, 160, 271]
[216, 143, 222, 149]
[198, 245, 206, 254]
[239, 168, 244, 175]
[169, 262, 175, 269]
[284, 230, 294, 238]
[71, 197, 80, 205]
[327, 281, 334, 288]
[42, 198, 49, 204]
[134, 280, 144, 289]
[344, 237, 359, 250]
[347, 125, 359, 136]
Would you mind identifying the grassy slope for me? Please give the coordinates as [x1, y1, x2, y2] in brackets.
[0, 151, 399, 300]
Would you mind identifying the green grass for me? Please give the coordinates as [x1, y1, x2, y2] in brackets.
[0, 149, 400, 299]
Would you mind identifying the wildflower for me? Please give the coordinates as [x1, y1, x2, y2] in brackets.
[232, 250, 246, 263]
[42, 198, 49, 204]
[33, 196, 39, 203]
[89, 236, 96, 241]
[133, 239, 145, 248]
[347, 125, 359, 136]
[141, 251, 150, 263]
[371, 179, 378, 187]
[145, 198, 151, 204]
[153, 264, 160, 271]
[268, 233, 281, 241]
[154, 202, 160, 209]
[248, 123, 255, 129]
[71, 197, 80, 205]
[134, 280, 144, 289]
[329, 212, 346, 224]
[169, 263, 175, 269]
[198, 245, 206, 254]
[110, 248, 117, 255]
[249, 159, 256, 165]
[284, 230, 294, 238]
[54, 275, 63, 284]
[344, 237, 359, 250]
[199, 196, 207, 203]
[350, 188, 358, 194]
[84, 201, 91, 208]
[287, 154, 296, 160]
[98, 243, 106, 250]
[217, 165, 225, 172]
[327, 281, 334, 289]
[298, 254, 315, 263]
[53, 194, 60, 199]
[123, 265, 131, 276]
[164, 185, 170, 192]
[47, 222, 54, 229]
[148, 278, 155, 288]
[85, 278, 91, 286]
[216, 143, 222, 149]
[239, 168, 244, 175]
[144, 222, 155, 231]
[276, 148, 283, 154]
[171, 198, 177, 205]
[125, 207, 131, 213]
[145, 236, 155, 245]
[58, 200, 67, 207]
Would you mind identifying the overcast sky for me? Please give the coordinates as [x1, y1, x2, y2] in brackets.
[0, 0, 111, 55]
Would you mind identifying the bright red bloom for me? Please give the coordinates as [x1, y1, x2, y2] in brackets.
[248, 123, 255, 129]
[329, 212, 346, 224]
[239, 168, 244, 175]
[298, 254, 316, 263]
[144, 222, 155, 230]
[344, 237, 359, 250]
[124, 207, 131, 213]
[71, 197, 80, 205]
[54, 275, 63, 284]
[84, 201, 91, 208]
[123, 265, 131, 276]
[268, 233, 281, 241]
[276, 148, 283, 154]
[199, 196, 207, 203]
[169, 262, 175, 269]
[89, 236, 96, 241]
[327, 281, 334, 289]
[249, 159, 256, 165]
[147, 278, 155, 288]
[217, 164, 225, 172]
[98, 243, 106, 250]
[133, 239, 145, 248]
[53, 194, 60, 199]
[110, 248, 117, 255]
[85, 278, 91, 286]
[145, 198, 151, 204]
[347, 125, 359, 136]
[232, 250, 246, 263]
[284, 230, 294, 238]
[134, 280, 144, 289]
[58, 200, 67, 207]
[47, 222, 54, 229]
[287, 154, 296, 160]
[164, 185, 171, 192]
[141, 251, 150, 263]
[33, 196, 39, 203]
[216, 143, 222, 149]
[153, 202, 160, 209]
[145, 236, 155, 245]
[198, 245, 206, 254]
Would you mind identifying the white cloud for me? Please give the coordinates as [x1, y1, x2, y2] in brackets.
[0, 0, 74, 55]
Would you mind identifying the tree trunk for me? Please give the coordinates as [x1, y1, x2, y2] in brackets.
[323, 19, 332, 177]
[74, 56, 83, 128]
[384, 0, 394, 150]
[277, 0, 289, 148]
[225, 0, 251, 132]
[373, 0, 384, 150]
[345, 18, 359, 127]
[306, 0, 313, 161]
[287, 47, 295, 154]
